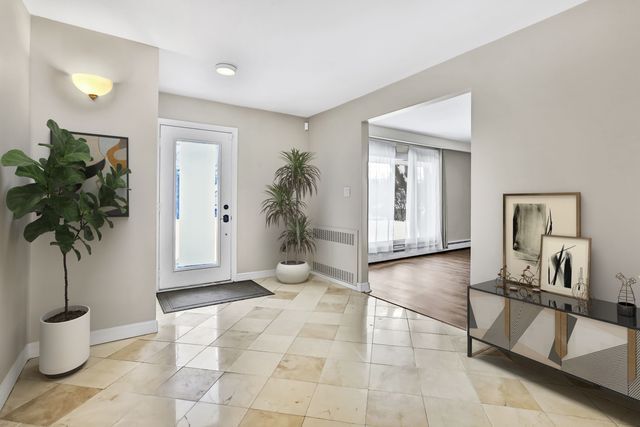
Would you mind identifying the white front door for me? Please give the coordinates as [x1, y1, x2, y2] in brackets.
[158, 121, 235, 291]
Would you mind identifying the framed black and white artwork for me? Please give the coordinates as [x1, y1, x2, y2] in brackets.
[503, 193, 580, 284]
[539, 235, 591, 298]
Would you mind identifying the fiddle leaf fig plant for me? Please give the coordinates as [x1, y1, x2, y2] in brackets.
[261, 148, 319, 263]
[1, 119, 129, 321]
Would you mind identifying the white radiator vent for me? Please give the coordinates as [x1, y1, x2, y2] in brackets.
[313, 228, 355, 246]
[312, 262, 354, 285]
[312, 226, 358, 286]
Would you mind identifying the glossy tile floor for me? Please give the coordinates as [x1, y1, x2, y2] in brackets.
[2, 276, 640, 426]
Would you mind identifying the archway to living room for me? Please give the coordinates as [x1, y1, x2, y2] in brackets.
[365, 92, 471, 329]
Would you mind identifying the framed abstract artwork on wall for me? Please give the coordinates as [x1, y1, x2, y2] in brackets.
[52, 131, 130, 217]
[539, 235, 591, 298]
[503, 193, 580, 285]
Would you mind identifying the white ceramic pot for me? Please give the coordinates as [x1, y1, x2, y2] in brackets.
[276, 261, 311, 284]
[39, 305, 90, 376]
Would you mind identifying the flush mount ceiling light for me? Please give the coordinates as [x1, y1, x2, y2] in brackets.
[71, 73, 113, 100]
[215, 63, 237, 76]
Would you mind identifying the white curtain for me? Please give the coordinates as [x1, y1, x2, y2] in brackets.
[368, 140, 396, 254]
[406, 145, 442, 250]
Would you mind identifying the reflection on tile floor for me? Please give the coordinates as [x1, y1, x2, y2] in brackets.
[2, 276, 640, 426]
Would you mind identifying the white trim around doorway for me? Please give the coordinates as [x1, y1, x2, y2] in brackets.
[156, 118, 239, 290]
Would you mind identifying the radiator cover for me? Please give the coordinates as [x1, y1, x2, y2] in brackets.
[312, 226, 358, 286]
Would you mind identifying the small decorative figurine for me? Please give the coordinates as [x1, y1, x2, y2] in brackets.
[572, 267, 589, 300]
[616, 273, 638, 317]
[496, 266, 512, 287]
[518, 266, 539, 288]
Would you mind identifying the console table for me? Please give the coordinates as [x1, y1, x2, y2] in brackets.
[468, 281, 640, 399]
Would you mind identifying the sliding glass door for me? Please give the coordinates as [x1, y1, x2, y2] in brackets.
[368, 139, 442, 258]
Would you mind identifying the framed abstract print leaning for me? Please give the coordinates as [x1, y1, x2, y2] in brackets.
[539, 235, 591, 298]
[503, 193, 580, 286]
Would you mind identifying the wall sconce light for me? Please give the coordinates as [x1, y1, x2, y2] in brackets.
[71, 73, 113, 100]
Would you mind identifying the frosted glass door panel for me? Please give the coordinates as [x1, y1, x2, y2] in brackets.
[175, 140, 220, 270]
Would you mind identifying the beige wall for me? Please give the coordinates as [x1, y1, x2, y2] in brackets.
[443, 150, 471, 243]
[0, 0, 31, 382]
[159, 93, 309, 274]
[309, 0, 639, 302]
[28, 18, 159, 340]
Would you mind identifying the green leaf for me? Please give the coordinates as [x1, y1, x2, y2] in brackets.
[85, 211, 105, 240]
[1, 149, 39, 167]
[6, 183, 45, 218]
[72, 248, 82, 261]
[15, 164, 46, 185]
[79, 239, 91, 255]
[83, 226, 94, 241]
[62, 151, 92, 164]
[23, 216, 55, 242]
[78, 193, 90, 211]
[86, 192, 98, 206]
[54, 227, 75, 254]
[47, 119, 64, 151]
[50, 197, 80, 222]
[56, 167, 86, 186]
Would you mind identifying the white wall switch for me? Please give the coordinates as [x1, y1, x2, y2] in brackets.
[343, 186, 351, 198]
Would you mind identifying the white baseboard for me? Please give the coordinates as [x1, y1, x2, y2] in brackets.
[0, 345, 30, 410]
[310, 272, 370, 293]
[447, 240, 471, 250]
[26, 341, 39, 360]
[89, 319, 158, 346]
[0, 320, 157, 409]
[234, 269, 276, 282]
[356, 282, 371, 292]
[369, 240, 471, 263]
[24, 319, 158, 360]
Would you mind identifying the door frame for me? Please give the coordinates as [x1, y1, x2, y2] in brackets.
[156, 118, 239, 291]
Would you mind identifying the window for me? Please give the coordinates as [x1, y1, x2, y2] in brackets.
[368, 139, 442, 258]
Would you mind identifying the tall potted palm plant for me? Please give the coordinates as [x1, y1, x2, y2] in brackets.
[261, 149, 320, 283]
[1, 119, 129, 375]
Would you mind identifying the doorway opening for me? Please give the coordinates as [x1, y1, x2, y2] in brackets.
[157, 119, 238, 292]
[366, 92, 471, 328]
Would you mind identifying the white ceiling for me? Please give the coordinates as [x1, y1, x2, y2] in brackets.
[23, 0, 586, 117]
[370, 93, 472, 142]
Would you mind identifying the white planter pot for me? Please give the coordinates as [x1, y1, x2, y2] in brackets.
[39, 305, 90, 376]
[276, 261, 311, 284]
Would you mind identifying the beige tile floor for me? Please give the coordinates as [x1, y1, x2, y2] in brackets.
[1, 276, 640, 426]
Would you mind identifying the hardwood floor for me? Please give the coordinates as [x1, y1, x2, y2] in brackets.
[368, 248, 470, 329]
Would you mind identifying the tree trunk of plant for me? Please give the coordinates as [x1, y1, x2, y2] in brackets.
[295, 190, 300, 264]
[284, 242, 288, 263]
[63, 252, 69, 316]
[296, 229, 300, 263]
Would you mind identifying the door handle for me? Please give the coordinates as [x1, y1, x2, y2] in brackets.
[222, 214, 230, 223]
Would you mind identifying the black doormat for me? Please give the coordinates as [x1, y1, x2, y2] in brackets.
[156, 280, 274, 314]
